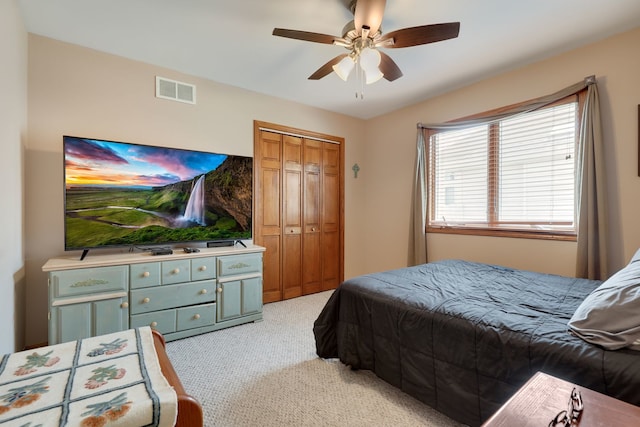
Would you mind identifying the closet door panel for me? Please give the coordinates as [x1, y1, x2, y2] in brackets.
[303, 140, 321, 231]
[259, 131, 282, 167]
[261, 235, 281, 302]
[322, 142, 341, 233]
[283, 135, 303, 299]
[322, 150, 341, 291]
[256, 130, 282, 303]
[261, 168, 281, 230]
[302, 231, 322, 294]
[303, 139, 322, 295]
[283, 234, 302, 299]
[322, 230, 340, 290]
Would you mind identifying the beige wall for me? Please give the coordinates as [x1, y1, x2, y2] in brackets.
[25, 35, 367, 346]
[0, 0, 27, 353]
[363, 27, 640, 277]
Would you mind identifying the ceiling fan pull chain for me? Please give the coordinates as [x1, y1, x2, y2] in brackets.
[354, 58, 361, 99]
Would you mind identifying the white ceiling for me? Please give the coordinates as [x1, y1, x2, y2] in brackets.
[17, 0, 640, 119]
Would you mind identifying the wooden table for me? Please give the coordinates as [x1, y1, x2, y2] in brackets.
[482, 371, 640, 426]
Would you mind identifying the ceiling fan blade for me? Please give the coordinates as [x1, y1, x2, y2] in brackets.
[308, 54, 349, 80]
[379, 22, 460, 48]
[273, 28, 338, 45]
[378, 51, 403, 81]
[354, 0, 386, 35]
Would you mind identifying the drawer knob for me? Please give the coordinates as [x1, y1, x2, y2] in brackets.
[142, 297, 151, 304]
[193, 314, 201, 320]
[312, 227, 315, 231]
[172, 268, 180, 274]
[217, 287, 223, 293]
[142, 271, 150, 278]
[199, 265, 207, 271]
[120, 302, 129, 309]
[200, 289, 208, 294]
[150, 321, 158, 327]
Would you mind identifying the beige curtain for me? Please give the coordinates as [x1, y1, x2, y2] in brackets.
[575, 81, 608, 279]
[409, 130, 427, 265]
[412, 76, 607, 278]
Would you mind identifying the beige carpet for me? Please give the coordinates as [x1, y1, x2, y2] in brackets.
[165, 290, 463, 427]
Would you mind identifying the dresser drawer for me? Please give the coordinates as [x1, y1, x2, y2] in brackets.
[130, 280, 216, 314]
[191, 257, 216, 281]
[130, 262, 161, 289]
[51, 265, 128, 298]
[177, 303, 216, 331]
[218, 254, 262, 277]
[161, 259, 191, 284]
[130, 310, 176, 335]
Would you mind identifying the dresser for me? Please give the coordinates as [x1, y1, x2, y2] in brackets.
[43, 245, 265, 345]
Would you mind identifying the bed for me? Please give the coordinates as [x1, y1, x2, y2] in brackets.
[0, 326, 202, 427]
[313, 259, 640, 426]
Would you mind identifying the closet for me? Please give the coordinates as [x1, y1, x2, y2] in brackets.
[254, 121, 344, 303]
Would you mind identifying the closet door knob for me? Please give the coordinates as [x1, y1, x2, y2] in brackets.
[120, 302, 129, 309]
[217, 287, 223, 293]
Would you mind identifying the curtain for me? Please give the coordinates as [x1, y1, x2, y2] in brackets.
[410, 130, 427, 265]
[575, 82, 608, 279]
[413, 76, 607, 278]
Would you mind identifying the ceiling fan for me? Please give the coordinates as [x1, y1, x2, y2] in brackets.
[272, 0, 460, 84]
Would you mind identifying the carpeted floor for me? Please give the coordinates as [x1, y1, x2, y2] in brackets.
[165, 290, 463, 427]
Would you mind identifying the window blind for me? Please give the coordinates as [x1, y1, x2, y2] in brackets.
[429, 101, 577, 233]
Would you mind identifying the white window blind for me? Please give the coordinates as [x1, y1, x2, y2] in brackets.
[432, 126, 488, 224]
[429, 100, 578, 234]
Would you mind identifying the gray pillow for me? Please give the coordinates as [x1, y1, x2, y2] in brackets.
[568, 252, 640, 350]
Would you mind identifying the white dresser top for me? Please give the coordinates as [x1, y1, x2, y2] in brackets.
[43, 244, 265, 271]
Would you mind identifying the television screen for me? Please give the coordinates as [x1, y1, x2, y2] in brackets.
[63, 136, 252, 251]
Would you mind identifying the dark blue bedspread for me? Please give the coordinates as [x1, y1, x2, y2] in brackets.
[313, 260, 640, 426]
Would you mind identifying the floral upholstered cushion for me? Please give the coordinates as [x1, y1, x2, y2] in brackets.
[0, 327, 176, 427]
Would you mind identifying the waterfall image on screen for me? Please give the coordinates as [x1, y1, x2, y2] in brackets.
[182, 175, 206, 225]
[63, 136, 252, 250]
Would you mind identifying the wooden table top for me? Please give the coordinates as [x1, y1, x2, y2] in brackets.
[482, 371, 640, 427]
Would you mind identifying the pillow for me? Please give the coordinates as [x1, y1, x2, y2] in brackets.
[568, 252, 640, 350]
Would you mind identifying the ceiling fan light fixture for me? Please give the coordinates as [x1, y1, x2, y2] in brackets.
[364, 67, 384, 84]
[332, 56, 355, 81]
[359, 47, 384, 84]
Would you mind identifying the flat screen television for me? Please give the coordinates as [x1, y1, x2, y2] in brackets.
[63, 135, 252, 255]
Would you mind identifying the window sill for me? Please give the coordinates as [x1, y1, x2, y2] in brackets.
[426, 226, 577, 242]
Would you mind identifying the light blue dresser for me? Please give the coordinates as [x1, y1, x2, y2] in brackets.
[43, 245, 265, 344]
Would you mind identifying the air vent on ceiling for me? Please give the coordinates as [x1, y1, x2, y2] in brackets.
[155, 76, 196, 104]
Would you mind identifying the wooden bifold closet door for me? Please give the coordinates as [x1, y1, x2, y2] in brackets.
[254, 121, 344, 303]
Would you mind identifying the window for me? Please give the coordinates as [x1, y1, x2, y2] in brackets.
[427, 95, 581, 240]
